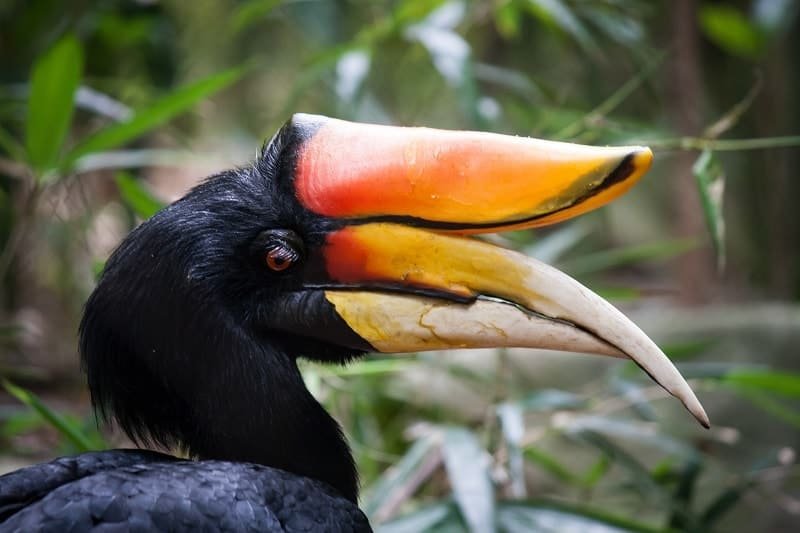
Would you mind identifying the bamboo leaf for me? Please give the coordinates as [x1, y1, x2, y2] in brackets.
[404, 2, 470, 88]
[723, 369, 800, 398]
[699, 481, 753, 529]
[229, 0, 283, 33]
[115, 171, 164, 220]
[362, 435, 439, 518]
[2, 379, 98, 452]
[524, 0, 595, 51]
[582, 456, 612, 488]
[0, 123, 26, 162]
[65, 66, 246, 168]
[699, 5, 765, 59]
[25, 34, 83, 176]
[497, 501, 663, 533]
[497, 403, 526, 497]
[321, 357, 414, 377]
[693, 150, 726, 271]
[526, 224, 591, 264]
[442, 427, 496, 533]
[667, 458, 702, 530]
[560, 239, 697, 277]
[567, 416, 697, 460]
[523, 446, 583, 485]
[519, 389, 585, 412]
[574, 430, 663, 497]
[375, 502, 457, 533]
[734, 389, 800, 428]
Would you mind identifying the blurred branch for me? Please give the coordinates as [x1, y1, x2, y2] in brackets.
[556, 52, 666, 140]
[0, 156, 29, 181]
[75, 86, 132, 122]
[648, 135, 800, 152]
[73, 149, 220, 173]
[0, 180, 41, 282]
[703, 74, 763, 139]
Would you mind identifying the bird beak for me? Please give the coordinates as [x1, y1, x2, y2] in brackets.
[286, 114, 708, 428]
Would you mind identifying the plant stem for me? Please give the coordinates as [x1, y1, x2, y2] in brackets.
[647, 135, 800, 152]
[0, 179, 42, 283]
[556, 52, 666, 140]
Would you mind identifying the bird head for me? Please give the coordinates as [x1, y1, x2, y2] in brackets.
[80, 113, 707, 502]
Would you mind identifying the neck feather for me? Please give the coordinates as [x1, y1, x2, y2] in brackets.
[81, 301, 359, 502]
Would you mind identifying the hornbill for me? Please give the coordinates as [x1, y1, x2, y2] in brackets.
[0, 114, 708, 532]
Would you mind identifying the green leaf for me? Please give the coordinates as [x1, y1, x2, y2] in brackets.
[0, 323, 22, 339]
[442, 427, 496, 533]
[229, 0, 283, 34]
[2, 379, 98, 452]
[497, 501, 663, 533]
[65, 66, 246, 169]
[362, 435, 439, 518]
[662, 339, 715, 361]
[25, 34, 83, 175]
[518, 389, 585, 412]
[675, 362, 765, 380]
[582, 455, 611, 488]
[723, 369, 800, 398]
[393, 0, 451, 27]
[699, 481, 753, 529]
[526, 224, 590, 264]
[320, 357, 413, 377]
[582, 5, 644, 46]
[376, 502, 458, 533]
[689, 364, 800, 398]
[667, 458, 702, 530]
[591, 285, 641, 302]
[735, 389, 800, 427]
[699, 5, 765, 59]
[567, 416, 697, 459]
[574, 430, 664, 497]
[494, 1, 523, 39]
[523, 446, 583, 485]
[560, 239, 697, 277]
[693, 150, 726, 271]
[0, 123, 26, 162]
[115, 171, 164, 219]
[1, 410, 46, 438]
[703, 78, 762, 140]
[497, 403, 526, 496]
[525, 0, 595, 51]
[404, 2, 470, 87]
[611, 378, 657, 422]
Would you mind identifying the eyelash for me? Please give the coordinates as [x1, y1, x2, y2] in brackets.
[265, 245, 298, 272]
[252, 229, 305, 274]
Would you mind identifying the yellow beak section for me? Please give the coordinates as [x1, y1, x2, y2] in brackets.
[294, 114, 652, 231]
[319, 224, 710, 428]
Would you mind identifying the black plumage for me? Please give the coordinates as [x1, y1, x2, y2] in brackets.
[1, 451, 369, 532]
[1, 119, 372, 531]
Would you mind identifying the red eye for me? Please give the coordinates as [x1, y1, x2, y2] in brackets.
[266, 248, 294, 272]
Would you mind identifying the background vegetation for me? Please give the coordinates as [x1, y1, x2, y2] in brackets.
[1, 0, 799, 531]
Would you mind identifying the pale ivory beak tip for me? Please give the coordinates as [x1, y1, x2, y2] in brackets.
[692, 401, 711, 429]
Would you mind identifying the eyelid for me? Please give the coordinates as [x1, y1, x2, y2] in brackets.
[252, 229, 306, 272]
[266, 247, 294, 271]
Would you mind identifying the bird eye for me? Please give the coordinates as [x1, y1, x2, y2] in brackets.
[266, 246, 296, 272]
[253, 229, 305, 274]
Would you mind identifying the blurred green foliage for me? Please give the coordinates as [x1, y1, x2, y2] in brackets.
[1, 1, 799, 532]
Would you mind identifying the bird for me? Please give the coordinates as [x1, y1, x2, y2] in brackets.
[0, 114, 708, 532]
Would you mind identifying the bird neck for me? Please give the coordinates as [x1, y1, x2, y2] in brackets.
[187, 343, 359, 503]
[82, 310, 359, 502]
